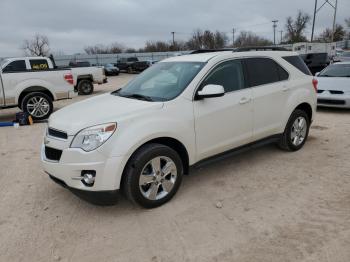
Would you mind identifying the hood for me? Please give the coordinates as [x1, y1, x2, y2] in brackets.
[316, 76, 350, 92]
[49, 93, 164, 135]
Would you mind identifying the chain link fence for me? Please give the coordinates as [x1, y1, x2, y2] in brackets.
[53, 51, 191, 66]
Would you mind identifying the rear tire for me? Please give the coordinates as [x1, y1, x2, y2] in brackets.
[77, 79, 94, 95]
[21, 92, 53, 121]
[278, 109, 310, 151]
[122, 143, 183, 208]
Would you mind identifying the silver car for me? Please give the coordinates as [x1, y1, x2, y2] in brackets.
[333, 51, 350, 63]
[316, 62, 350, 108]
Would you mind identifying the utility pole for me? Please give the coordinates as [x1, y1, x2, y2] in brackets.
[171, 32, 175, 47]
[279, 30, 283, 44]
[311, 0, 318, 42]
[331, 0, 338, 42]
[310, 0, 338, 43]
[232, 28, 235, 47]
[272, 20, 278, 45]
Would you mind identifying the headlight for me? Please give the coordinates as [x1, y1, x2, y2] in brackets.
[71, 123, 116, 152]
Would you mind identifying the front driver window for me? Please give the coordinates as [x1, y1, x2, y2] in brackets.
[201, 60, 245, 92]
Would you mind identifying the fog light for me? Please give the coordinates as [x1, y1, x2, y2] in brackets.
[81, 170, 96, 187]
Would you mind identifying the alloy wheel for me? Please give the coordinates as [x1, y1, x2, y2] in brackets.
[139, 156, 177, 201]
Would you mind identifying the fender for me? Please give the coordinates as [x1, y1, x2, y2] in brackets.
[282, 83, 316, 129]
[15, 78, 57, 103]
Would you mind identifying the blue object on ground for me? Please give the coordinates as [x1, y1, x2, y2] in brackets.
[0, 122, 14, 127]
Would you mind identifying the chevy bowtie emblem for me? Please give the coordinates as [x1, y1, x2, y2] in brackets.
[44, 137, 50, 145]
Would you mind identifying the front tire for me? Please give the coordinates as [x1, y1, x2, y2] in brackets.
[21, 92, 53, 121]
[77, 79, 94, 95]
[278, 109, 310, 151]
[122, 143, 183, 208]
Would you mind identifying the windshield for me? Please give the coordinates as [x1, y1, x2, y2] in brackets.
[319, 64, 350, 77]
[341, 52, 350, 57]
[105, 64, 114, 67]
[112, 62, 205, 101]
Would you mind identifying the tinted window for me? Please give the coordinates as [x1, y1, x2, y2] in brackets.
[201, 60, 245, 92]
[276, 63, 289, 81]
[3, 60, 26, 73]
[245, 58, 279, 87]
[283, 56, 312, 75]
[30, 59, 49, 70]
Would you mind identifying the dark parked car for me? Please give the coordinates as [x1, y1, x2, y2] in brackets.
[104, 63, 120, 76]
[300, 53, 330, 75]
[116, 57, 152, 73]
[68, 61, 91, 67]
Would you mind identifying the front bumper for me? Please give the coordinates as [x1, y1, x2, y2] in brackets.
[41, 138, 127, 192]
[317, 92, 350, 108]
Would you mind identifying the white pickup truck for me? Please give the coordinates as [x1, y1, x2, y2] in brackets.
[51, 57, 107, 95]
[0, 57, 77, 120]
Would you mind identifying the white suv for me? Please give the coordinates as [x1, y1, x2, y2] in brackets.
[42, 50, 317, 208]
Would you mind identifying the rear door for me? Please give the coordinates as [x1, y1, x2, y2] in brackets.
[244, 57, 290, 140]
[194, 59, 253, 160]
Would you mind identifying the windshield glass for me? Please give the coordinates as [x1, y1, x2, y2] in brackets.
[341, 52, 350, 57]
[105, 64, 114, 67]
[319, 64, 350, 77]
[112, 62, 205, 101]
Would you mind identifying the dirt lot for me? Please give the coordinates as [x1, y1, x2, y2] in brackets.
[0, 74, 350, 262]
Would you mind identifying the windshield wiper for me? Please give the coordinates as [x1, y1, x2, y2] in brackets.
[120, 93, 154, 101]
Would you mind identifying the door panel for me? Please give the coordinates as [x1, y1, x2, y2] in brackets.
[252, 83, 288, 140]
[194, 89, 253, 160]
[244, 57, 290, 140]
[193, 59, 253, 161]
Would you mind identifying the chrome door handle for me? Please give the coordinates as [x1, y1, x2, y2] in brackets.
[239, 97, 251, 104]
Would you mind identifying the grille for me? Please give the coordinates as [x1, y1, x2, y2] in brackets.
[329, 90, 344, 95]
[45, 147, 63, 161]
[318, 99, 346, 105]
[48, 128, 68, 139]
[317, 90, 324, 94]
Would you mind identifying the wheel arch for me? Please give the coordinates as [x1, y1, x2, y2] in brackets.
[18, 86, 54, 108]
[122, 136, 190, 178]
[294, 102, 313, 122]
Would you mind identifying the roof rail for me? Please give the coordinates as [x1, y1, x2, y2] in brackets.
[234, 46, 288, 52]
[190, 48, 234, 54]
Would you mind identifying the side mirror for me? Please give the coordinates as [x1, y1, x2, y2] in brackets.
[315, 72, 320, 76]
[196, 84, 225, 99]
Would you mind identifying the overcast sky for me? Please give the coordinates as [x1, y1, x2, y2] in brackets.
[0, 0, 349, 57]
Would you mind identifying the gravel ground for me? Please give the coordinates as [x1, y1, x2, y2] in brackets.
[0, 74, 350, 262]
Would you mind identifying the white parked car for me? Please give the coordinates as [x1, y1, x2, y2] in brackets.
[42, 50, 317, 208]
[0, 57, 76, 120]
[316, 62, 350, 108]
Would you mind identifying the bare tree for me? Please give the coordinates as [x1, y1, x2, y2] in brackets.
[22, 34, 50, 56]
[234, 31, 273, 47]
[318, 24, 345, 42]
[186, 29, 228, 49]
[84, 42, 124, 54]
[346, 18, 350, 28]
[284, 11, 311, 43]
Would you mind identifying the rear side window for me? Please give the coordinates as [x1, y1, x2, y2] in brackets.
[3, 60, 26, 73]
[30, 59, 49, 70]
[201, 60, 245, 92]
[282, 56, 312, 75]
[244, 58, 280, 87]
